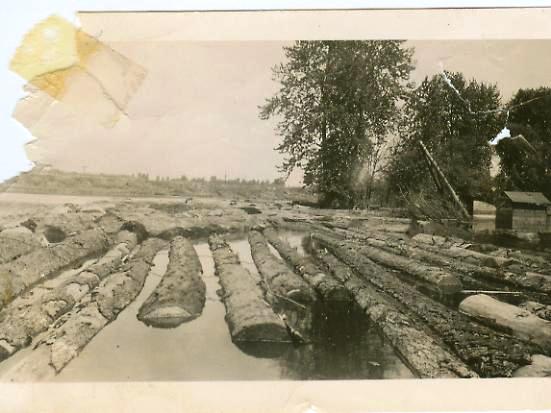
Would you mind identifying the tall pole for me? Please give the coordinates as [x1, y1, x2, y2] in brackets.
[418, 140, 471, 220]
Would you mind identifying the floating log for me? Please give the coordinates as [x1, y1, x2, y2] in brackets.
[312, 232, 540, 377]
[0, 228, 110, 309]
[262, 227, 350, 304]
[0, 231, 138, 362]
[394, 233, 551, 296]
[514, 354, 551, 377]
[137, 236, 205, 328]
[345, 235, 462, 295]
[0, 227, 43, 264]
[248, 230, 317, 342]
[2, 238, 166, 380]
[520, 301, 551, 322]
[411, 233, 516, 268]
[208, 235, 290, 343]
[459, 294, 551, 352]
[305, 239, 477, 378]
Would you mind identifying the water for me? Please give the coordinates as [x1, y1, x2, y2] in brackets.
[51, 237, 413, 381]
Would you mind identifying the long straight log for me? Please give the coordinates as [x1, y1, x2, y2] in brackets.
[304, 239, 477, 378]
[248, 230, 317, 342]
[1, 238, 167, 381]
[459, 294, 551, 352]
[347, 236, 462, 295]
[262, 227, 350, 304]
[0, 228, 110, 309]
[137, 236, 205, 328]
[208, 236, 290, 343]
[0, 231, 138, 362]
[312, 232, 541, 377]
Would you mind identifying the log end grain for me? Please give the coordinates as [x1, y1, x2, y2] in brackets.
[138, 305, 201, 328]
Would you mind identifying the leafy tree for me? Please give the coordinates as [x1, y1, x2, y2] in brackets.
[260, 41, 413, 208]
[495, 87, 551, 198]
[387, 72, 503, 209]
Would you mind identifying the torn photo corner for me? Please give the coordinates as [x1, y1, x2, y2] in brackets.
[1, 7, 551, 413]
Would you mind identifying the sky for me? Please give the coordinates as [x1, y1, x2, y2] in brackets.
[15, 39, 551, 186]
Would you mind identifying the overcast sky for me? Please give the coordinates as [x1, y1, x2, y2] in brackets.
[22, 40, 551, 185]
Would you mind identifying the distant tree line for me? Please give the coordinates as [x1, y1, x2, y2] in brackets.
[261, 40, 551, 211]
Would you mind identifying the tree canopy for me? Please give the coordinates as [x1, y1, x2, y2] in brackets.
[495, 87, 551, 198]
[260, 40, 413, 207]
[386, 72, 504, 208]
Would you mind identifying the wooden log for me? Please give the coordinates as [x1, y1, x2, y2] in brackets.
[346, 235, 462, 295]
[305, 239, 477, 378]
[248, 230, 317, 342]
[262, 227, 350, 304]
[0, 231, 138, 362]
[0, 227, 43, 264]
[0, 228, 110, 310]
[513, 354, 551, 377]
[397, 233, 551, 296]
[1, 238, 167, 380]
[137, 236, 205, 328]
[459, 294, 551, 352]
[311, 232, 541, 377]
[208, 235, 290, 343]
[519, 301, 551, 322]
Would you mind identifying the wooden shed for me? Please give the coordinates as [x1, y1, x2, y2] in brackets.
[496, 191, 551, 233]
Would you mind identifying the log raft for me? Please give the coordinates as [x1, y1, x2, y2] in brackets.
[312, 232, 541, 377]
[248, 230, 318, 342]
[0, 230, 138, 362]
[1, 238, 167, 380]
[137, 236, 206, 328]
[0, 228, 110, 309]
[305, 239, 477, 378]
[208, 236, 291, 343]
[262, 227, 351, 305]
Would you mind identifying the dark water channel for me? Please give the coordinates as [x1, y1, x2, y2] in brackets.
[54, 233, 413, 381]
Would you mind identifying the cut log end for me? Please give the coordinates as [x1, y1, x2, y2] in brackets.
[138, 305, 201, 328]
[233, 321, 292, 344]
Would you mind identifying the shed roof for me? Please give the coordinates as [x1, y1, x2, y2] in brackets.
[504, 191, 551, 206]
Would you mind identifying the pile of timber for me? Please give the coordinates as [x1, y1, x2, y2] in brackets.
[262, 227, 351, 305]
[0, 230, 138, 362]
[248, 230, 318, 342]
[0, 228, 110, 310]
[304, 238, 477, 378]
[137, 236, 205, 328]
[208, 235, 290, 343]
[311, 232, 541, 377]
[2, 238, 167, 381]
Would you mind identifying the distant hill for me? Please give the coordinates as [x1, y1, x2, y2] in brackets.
[2, 168, 314, 203]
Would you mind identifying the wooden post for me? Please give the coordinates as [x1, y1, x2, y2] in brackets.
[418, 140, 471, 220]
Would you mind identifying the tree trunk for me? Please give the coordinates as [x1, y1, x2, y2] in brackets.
[348, 236, 462, 295]
[208, 235, 291, 343]
[262, 227, 351, 305]
[305, 238, 477, 378]
[312, 232, 540, 377]
[460, 294, 551, 353]
[0, 228, 111, 310]
[2, 238, 166, 380]
[137, 237, 205, 328]
[248, 230, 318, 342]
[0, 231, 138, 362]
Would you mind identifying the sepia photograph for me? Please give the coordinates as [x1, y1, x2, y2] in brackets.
[1, 9, 551, 392]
